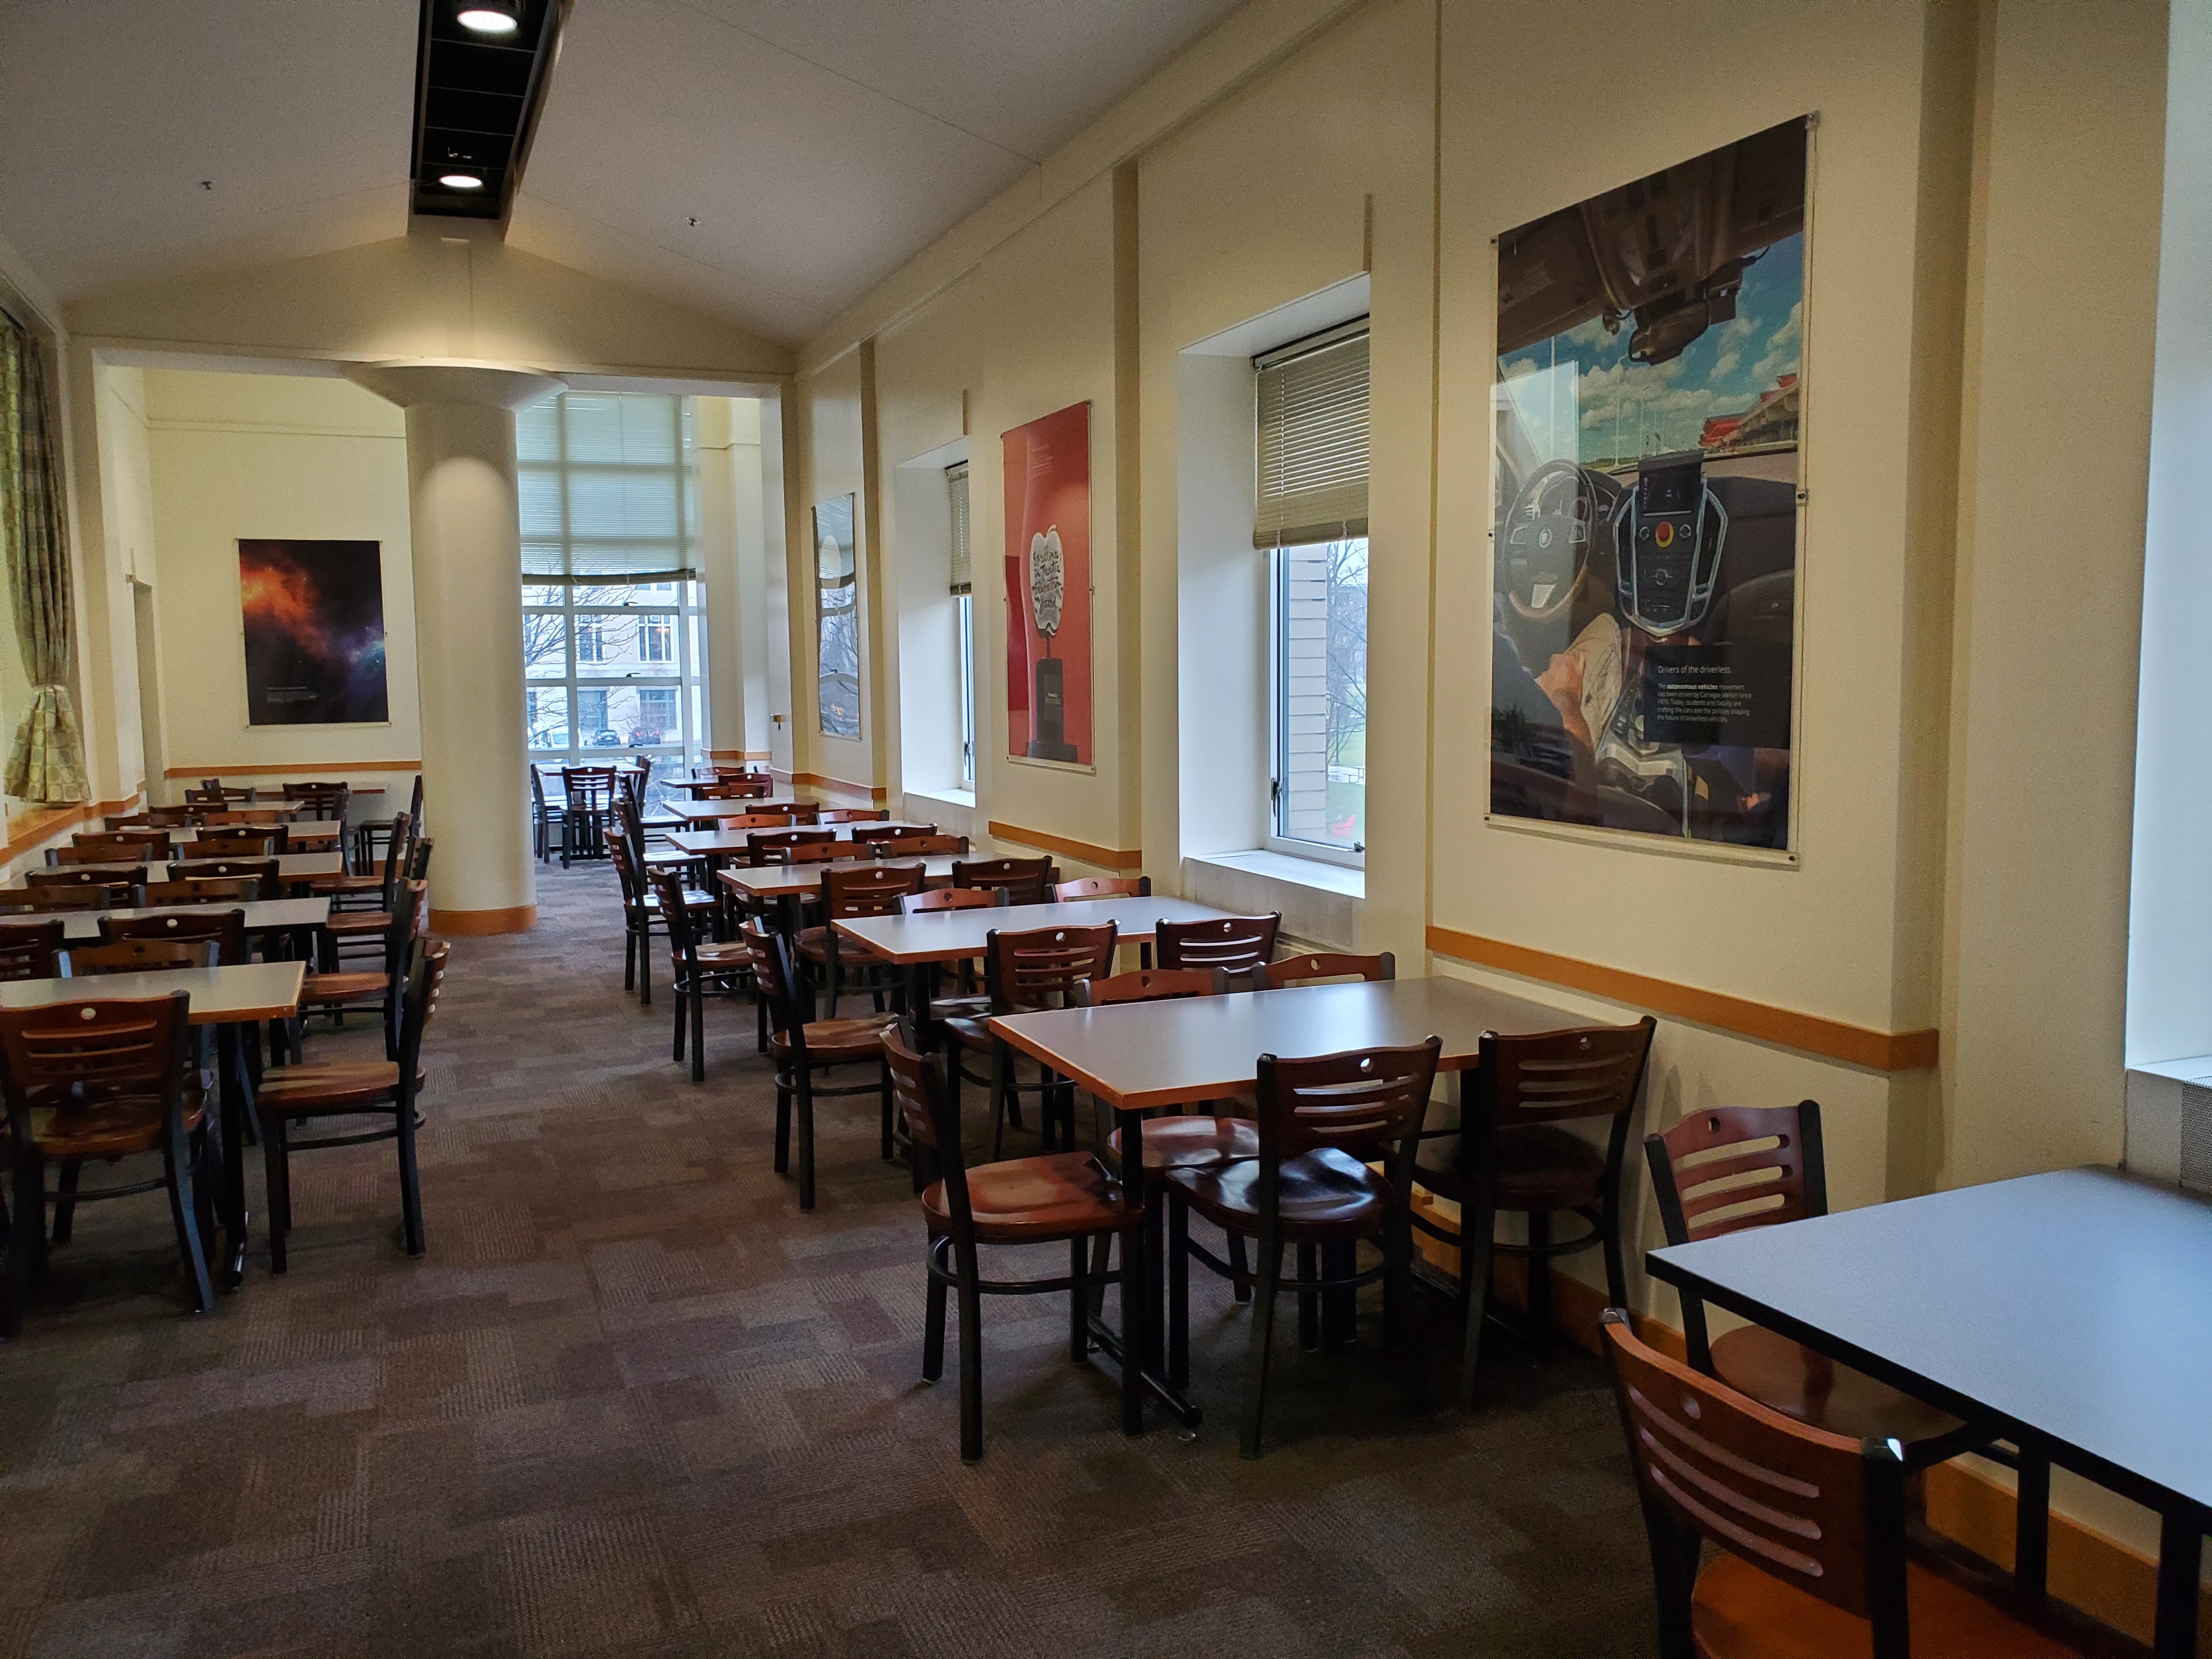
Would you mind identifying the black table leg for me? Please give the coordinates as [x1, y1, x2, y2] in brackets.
[2155, 1512, 2202, 1659]
[2015, 1448, 2050, 1599]
[215, 1020, 252, 1288]
[1109, 1105, 1202, 1430]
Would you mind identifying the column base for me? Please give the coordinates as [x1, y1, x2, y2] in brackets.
[428, 905, 537, 936]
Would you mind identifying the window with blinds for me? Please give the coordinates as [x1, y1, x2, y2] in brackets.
[1254, 322, 1370, 549]
[946, 461, 973, 595]
[516, 392, 699, 584]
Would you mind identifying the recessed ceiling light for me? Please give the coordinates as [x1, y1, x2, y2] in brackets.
[456, 2, 520, 36]
[440, 172, 486, 190]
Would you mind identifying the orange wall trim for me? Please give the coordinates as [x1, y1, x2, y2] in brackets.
[1425, 925, 1939, 1073]
[166, 762, 422, 778]
[704, 749, 773, 761]
[789, 772, 890, 804]
[429, 905, 535, 936]
[0, 793, 142, 865]
[986, 820, 1143, 872]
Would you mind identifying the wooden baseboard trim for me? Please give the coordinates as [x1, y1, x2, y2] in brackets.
[986, 820, 1141, 871]
[1425, 925, 1938, 1072]
[789, 772, 889, 804]
[428, 905, 535, 936]
[166, 762, 421, 778]
[704, 749, 772, 761]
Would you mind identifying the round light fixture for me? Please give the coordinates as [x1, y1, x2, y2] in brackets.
[455, 1, 520, 36]
[439, 172, 486, 190]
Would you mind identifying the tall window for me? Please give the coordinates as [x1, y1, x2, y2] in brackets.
[1257, 323, 1369, 863]
[947, 461, 976, 789]
[517, 393, 707, 808]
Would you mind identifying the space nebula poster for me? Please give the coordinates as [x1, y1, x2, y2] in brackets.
[238, 540, 390, 726]
[1490, 117, 1808, 851]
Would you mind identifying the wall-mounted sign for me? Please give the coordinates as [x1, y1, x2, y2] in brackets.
[238, 539, 389, 726]
[1003, 402, 1092, 767]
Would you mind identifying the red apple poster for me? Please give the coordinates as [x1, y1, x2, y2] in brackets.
[1003, 402, 1092, 765]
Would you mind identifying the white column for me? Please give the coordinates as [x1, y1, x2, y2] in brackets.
[345, 360, 564, 934]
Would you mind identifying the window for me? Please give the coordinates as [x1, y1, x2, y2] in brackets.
[1257, 323, 1369, 864]
[814, 494, 860, 738]
[948, 462, 975, 788]
[517, 392, 708, 806]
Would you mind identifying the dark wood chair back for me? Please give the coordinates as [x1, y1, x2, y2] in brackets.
[171, 858, 280, 892]
[606, 830, 648, 911]
[715, 811, 794, 831]
[397, 938, 452, 1082]
[58, 834, 166, 864]
[1069, 967, 1215, 1007]
[66, 938, 217, 975]
[1480, 1019, 1655, 1131]
[817, 808, 887, 824]
[748, 827, 837, 859]
[984, 923, 1118, 1013]
[820, 862, 925, 918]
[698, 776, 771, 799]
[139, 878, 260, 907]
[99, 907, 250, 966]
[647, 864, 706, 965]
[0, 989, 190, 1116]
[852, 821, 933, 843]
[882, 1019, 960, 1200]
[180, 835, 281, 859]
[901, 886, 1003, 914]
[1155, 911, 1280, 975]
[27, 865, 150, 889]
[1256, 1038, 1440, 1164]
[739, 919, 808, 1036]
[283, 782, 351, 820]
[1601, 1310, 1901, 1652]
[407, 835, 433, 884]
[563, 768, 618, 812]
[199, 808, 286, 826]
[1055, 876, 1149, 901]
[772, 842, 860, 867]
[1248, 950, 1395, 989]
[0, 919, 66, 980]
[407, 774, 425, 836]
[873, 834, 966, 857]
[0, 885, 127, 912]
[952, 856, 1053, 905]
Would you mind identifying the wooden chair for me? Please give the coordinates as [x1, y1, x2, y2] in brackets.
[110, 809, 192, 830]
[189, 777, 254, 804]
[898, 885, 1004, 1017]
[744, 921, 895, 1211]
[1155, 911, 1280, 979]
[817, 808, 887, 825]
[561, 768, 618, 866]
[181, 833, 281, 859]
[1413, 1017, 1657, 1406]
[256, 939, 449, 1268]
[714, 811, 795, 833]
[529, 765, 563, 864]
[648, 866, 753, 1084]
[26, 865, 150, 891]
[0, 989, 213, 1335]
[853, 821, 934, 844]
[747, 827, 837, 864]
[312, 816, 407, 909]
[1055, 876, 1149, 900]
[0, 919, 65, 980]
[0, 885, 126, 912]
[1600, 1310, 2085, 1659]
[140, 877, 261, 908]
[198, 809, 287, 827]
[1644, 1104, 1979, 1460]
[1167, 1037, 1441, 1457]
[283, 781, 351, 822]
[170, 857, 280, 895]
[944, 922, 1118, 1159]
[55, 834, 166, 865]
[1239, 950, 1396, 991]
[98, 909, 250, 966]
[952, 856, 1053, 906]
[695, 780, 770, 801]
[318, 821, 412, 970]
[608, 832, 713, 1005]
[296, 882, 425, 1060]
[798, 862, 924, 1018]
[884, 1020, 1144, 1462]
[870, 834, 967, 857]
[66, 938, 217, 975]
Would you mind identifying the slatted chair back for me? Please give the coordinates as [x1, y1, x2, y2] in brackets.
[952, 856, 1053, 905]
[1646, 1102, 1826, 1248]
[851, 821, 934, 844]
[820, 862, 924, 919]
[1055, 876, 1150, 901]
[1155, 911, 1280, 976]
[1248, 950, 1395, 990]
[0, 919, 66, 980]
[696, 779, 770, 800]
[371, 881, 431, 1059]
[407, 835, 433, 884]
[739, 920, 803, 1036]
[198, 808, 286, 826]
[1255, 1038, 1440, 1164]
[715, 811, 795, 832]
[108, 810, 185, 830]
[27, 866, 150, 889]
[817, 808, 887, 824]
[563, 768, 618, 814]
[1481, 1019, 1655, 1131]
[771, 842, 858, 867]
[983, 923, 1118, 1014]
[397, 938, 452, 1082]
[0, 885, 127, 912]
[606, 830, 649, 914]
[181, 833, 281, 859]
[1600, 1310, 1901, 1652]
[783, 804, 823, 825]
[63, 832, 168, 863]
[872, 834, 966, 857]
[99, 907, 250, 967]
[171, 857, 280, 893]
[748, 827, 837, 864]
[193, 776, 253, 803]
[646, 864, 706, 968]
[0, 990, 190, 1110]
[1069, 967, 1215, 1007]
[881, 1019, 960, 1197]
[139, 878, 259, 907]
[407, 774, 426, 836]
[901, 885, 1003, 915]
[284, 782, 351, 820]
[66, 938, 217, 975]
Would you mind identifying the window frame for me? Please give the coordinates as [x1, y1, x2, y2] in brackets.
[1265, 536, 1367, 870]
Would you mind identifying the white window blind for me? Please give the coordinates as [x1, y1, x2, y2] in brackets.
[946, 461, 973, 595]
[1254, 322, 1370, 549]
[517, 392, 699, 584]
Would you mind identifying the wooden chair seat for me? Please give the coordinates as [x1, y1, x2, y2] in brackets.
[1107, 1115, 1259, 1172]
[922, 1150, 1140, 1244]
[257, 1060, 422, 1112]
[1418, 1121, 1606, 1209]
[300, 970, 388, 1004]
[693, 940, 749, 967]
[928, 992, 990, 1021]
[1167, 1146, 1391, 1241]
[325, 911, 393, 937]
[794, 925, 831, 964]
[769, 1013, 896, 1061]
[32, 1091, 206, 1159]
[1709, 1323, 1966, 1446]
[1689, 1550, 2081, 1659]
[943, 1013, 994, 1051]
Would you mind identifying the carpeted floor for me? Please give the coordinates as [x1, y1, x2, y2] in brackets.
[0, 860, 1662, 1659]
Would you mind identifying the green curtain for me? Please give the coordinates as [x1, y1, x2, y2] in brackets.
[0, 317, 87, 804]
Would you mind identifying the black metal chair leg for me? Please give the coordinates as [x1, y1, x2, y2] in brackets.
[50, 1160, 79, 1245]
[1240, 1232, 1283, 1459]
[923, 1264, 947, 1380]
[164, 1125, 214, 1314]
[956, 1244, 984, 1462]
[396, 1097, 425, 1258]
[1457, 1198, 1497, 1409]
[689, 979, 706, 1084]
[796, 1074, 817, 1211]
[1297, 1242, 1321, 1351]
[1168, 1191, 1192, 1389]
[263, 1110, 291, 1274]
[1069, 1238, 1090, 1362]
[773, 1086, 792, 1174]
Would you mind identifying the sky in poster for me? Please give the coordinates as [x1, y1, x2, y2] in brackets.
[1498, 232, 1804, 467]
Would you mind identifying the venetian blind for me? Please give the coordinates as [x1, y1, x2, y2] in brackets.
[517, 392, 700, 584]
[946, 461, 972, 594]
[1253, 322, 1369, 549]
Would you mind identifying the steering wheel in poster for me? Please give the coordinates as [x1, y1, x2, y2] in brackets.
[1501, 459, 1599, 626]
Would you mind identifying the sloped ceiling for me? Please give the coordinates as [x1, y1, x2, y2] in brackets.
[0, 0, 1245, 346]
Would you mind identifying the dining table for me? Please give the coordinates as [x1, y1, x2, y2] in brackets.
[1646, 1165, 2212, 1659]
[38, 851, 346, 885]
[15, 895, 330, 955]
[2, 960, 308, 1287]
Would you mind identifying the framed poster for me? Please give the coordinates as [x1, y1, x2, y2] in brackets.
[238, 539, 389, 726]
[1003, 402, 1092, 767]
[813, 493, 860, 739]
[1489, 117, 1808, 853]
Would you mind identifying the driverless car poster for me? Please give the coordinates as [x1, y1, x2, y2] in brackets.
[1490, 117, 1807, 851]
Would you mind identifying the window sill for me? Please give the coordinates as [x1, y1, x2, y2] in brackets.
[913, 787, 975, 809]
[1187, 849, 1364, 900]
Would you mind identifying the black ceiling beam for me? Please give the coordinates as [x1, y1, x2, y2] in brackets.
[408, 0, 569, 224]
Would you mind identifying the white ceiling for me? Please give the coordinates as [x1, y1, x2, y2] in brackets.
[0, 0, 1246, 343]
